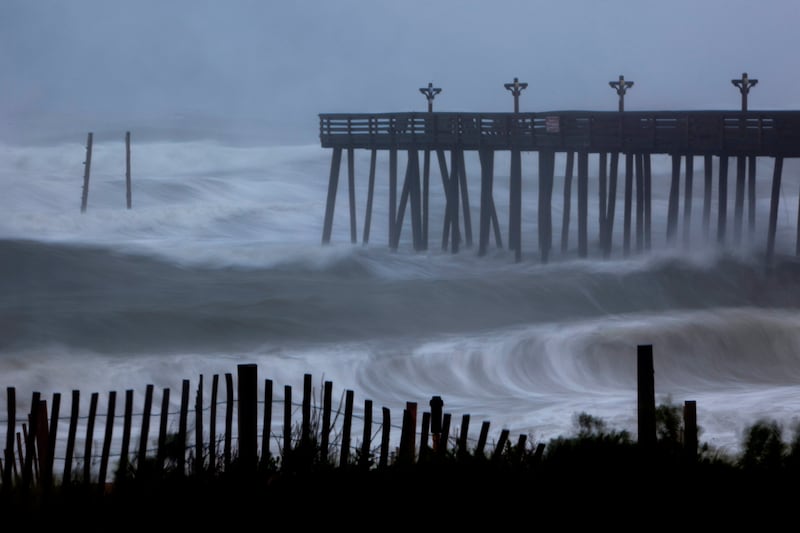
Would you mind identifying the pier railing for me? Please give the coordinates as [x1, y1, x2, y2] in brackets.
[319, 111, 800, 156]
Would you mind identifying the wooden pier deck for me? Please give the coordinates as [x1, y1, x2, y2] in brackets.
[318, 110, 800, 263]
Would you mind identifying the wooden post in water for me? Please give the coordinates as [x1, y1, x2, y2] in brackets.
[561, 151, 575, 254]
[509, 148, 522, 262]
[598, 152, 608, 251]
[734, 156, 746, 245]
[718, 156, 729, 244]
[637, 344, 656, 451]
[577, 151, 589, 258]
[644, 154, 652, 250]
[538, 150, 555, 262]
[667, 154, 681, 244]
[237, 364, 258, 473]
[261, 378, 273, 466]
[748, 156, 757, 237]
[635, 153, 644, 252]
[363, 149, 377, 244]
[98, 391, 116, 490]
[3, 387, 15, 489]
[63, 390, 79, 484]
[389, 148, 398, 249]
[604, 152, 619, 257]
[320, 381, 332, 464]
[347, 147, 357, 244]
[138, 384, 153, 471]
[703, 155, 713, 240]
[448, 150, 461, 254]
[683, 400, 698, 462]
[478, 148, 495, 256]
[80, 132, 93, 213]
[83, 392, 98, 484]
[766, 157, 783, 265]
[422, 149, 430, 250]
[458, 150, 473, 248]
[340, 390, 354, 467]
[437, 149, 452, 250]
[683, 155, 694, 246]
[321, 147, 342, 244]
[125, 131, 132, 209]
[624, 153, 634, 255]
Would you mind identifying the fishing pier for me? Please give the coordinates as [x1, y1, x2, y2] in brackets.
[319, 108, 800, 264]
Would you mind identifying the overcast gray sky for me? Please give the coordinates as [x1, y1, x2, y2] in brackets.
[2, 0, 799, 143]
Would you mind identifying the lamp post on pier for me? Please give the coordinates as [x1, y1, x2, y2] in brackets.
[419, 82, 442, 112]
[609, 75, 634, 112]
[731, 72, 758, 111]
[504, 77, 528, 113]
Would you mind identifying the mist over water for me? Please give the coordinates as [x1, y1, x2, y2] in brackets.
[2, 135, 800, 461]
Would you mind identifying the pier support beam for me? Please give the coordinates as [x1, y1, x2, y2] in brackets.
[578, 151, 588, 258]
[509, 149, 522, 262]
[458, 150, 473, 248]
[624, 152, 634, 256]
[478, 148, 495, 256]
[635, 153, 644, 252]
[644, 154, 652, 250]
[718, 156, 729, 245]
[766, 156, 783, 265]
[734, 155, 746, 245]
[598, 152, 608, 253]
[748, 156, 757, 238]
[347, 148, 357, 244]
[603, 152, 619, 257]
[321, 147, 342, 244]
[703, 155, 713, 241]
[362, 149, 377, 244]
[422, 150, 431, 250]
[560, 151, 575, 254]
[389, 148, 398, 249]
[667, 154, 681, 245]
[538, 150, 555, 263]
[683, 155, 694, 246]
[448, 149, 462, 253]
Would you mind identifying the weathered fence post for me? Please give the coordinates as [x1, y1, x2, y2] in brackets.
[380, 407, 391, 468]
[194, 375, 204, 474]
[301, 373, 312, 449]
[83, 392, 99, 485]
[439, 412, 451, 455]
[137, 384, 153, 471]
[119, 390, 133, 480]
[360, 399, 373, 469]
[3, 387, 16, 489]
[637, 344, 656, 451]
[340, 389, 354, 467]
[399, 401, 417, 464]
[492, 429, 510, 461]
[224, 374, 233, 470]
[80, 132, 93, 213]
[43, 393, 60, 491]
[282, 385, 292, 460]
[419, 411, 430, 461]
[457, 414, 471, 459]
[98, 390, 117, 490]
[320, 381, 332, 464]
[22, 392, 41, 489]
[237, 364, 258, 473]
[177, 380, 190, 475]
[63, 390, 79, 484]
[157, 388, 170, 472]
[210, 375, 218, 470]
[475, 420, 491, 458]
[261, 378, 273, 466]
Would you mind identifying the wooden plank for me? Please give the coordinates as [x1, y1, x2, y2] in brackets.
[137, 384, 153, 471]
[119, 390, 133, 481]
[340, 390, 354, 467]
[83, 392, 98, 484]
[667, 154, 681, 244]
[177, 379, 190, 475]
[457, 414, 470, 458]
[63, 390, 79, 484]
[261, 378, 273, 466]
[157, 388, 170, 471]
[578, 152, 588, 257]
[224, 374, 233, 469]
[321, 147, 342, 244]
[22, 392, 41, 489]
[637, 344, 656, 451]
[766, 157, 783, 265]
[360, 399, 373, 468]
[98, 390, 116, 489]
[194, 377, 203, 474]
[683, 155, 694, 246]
[210, 376, 218, 471]
[321, 381, 332, 464]
[237, 364, 258, 473]
[3, 387, 15, 487]
[379, 407, 390, 468]
[347, 147, 357, 244]
[43, 393, 60, 490]
[624, 153, 634, 256]
[561, 152, 575, 254]
[363, 149, 377, 244]
[283, 385, 292, 460]
[475, 420, 491, 458]
[718, 156, 729, 244]
[301, 373, 312, 449]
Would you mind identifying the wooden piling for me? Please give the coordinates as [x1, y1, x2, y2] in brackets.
[340, 390, 355, 467]
[637, 344, 656, 451]
[577, 151, 588, 258]
[80, 132, 93, 213]
[422, 149, 430, 249]
[624, 152, 634, 255]
[718, 156, 729, 244]
[561, 151, 575, 254]
[449, 150, 461, 254]
[98, 390, 116, 489]
[125, 131, 132, 209]
[237, 364, 258, 472]
[363, 149, 377, 244]
[458, 150, 473, 248]
[748, 156, 757, 237]
[735, 156, 746, 245]
[538, 150, 555, 262]
[347, 147, 357, 244]
[604, 152, 619, 257]
[703, 155, 713, 240]
[644, 154, 652, 250]
[667, 154, 681, 244]
[598, 152, 608, 250]
[509, 148, 522, 262]
[478, 148, 495, 256]
[635, 153, 644, 252]
[683, 155, 694, 246]
[389, 148, 398, 249]
[766, 157, 784, 265]
[321, 147, 342, 245]
[437, 149, 451, 250]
